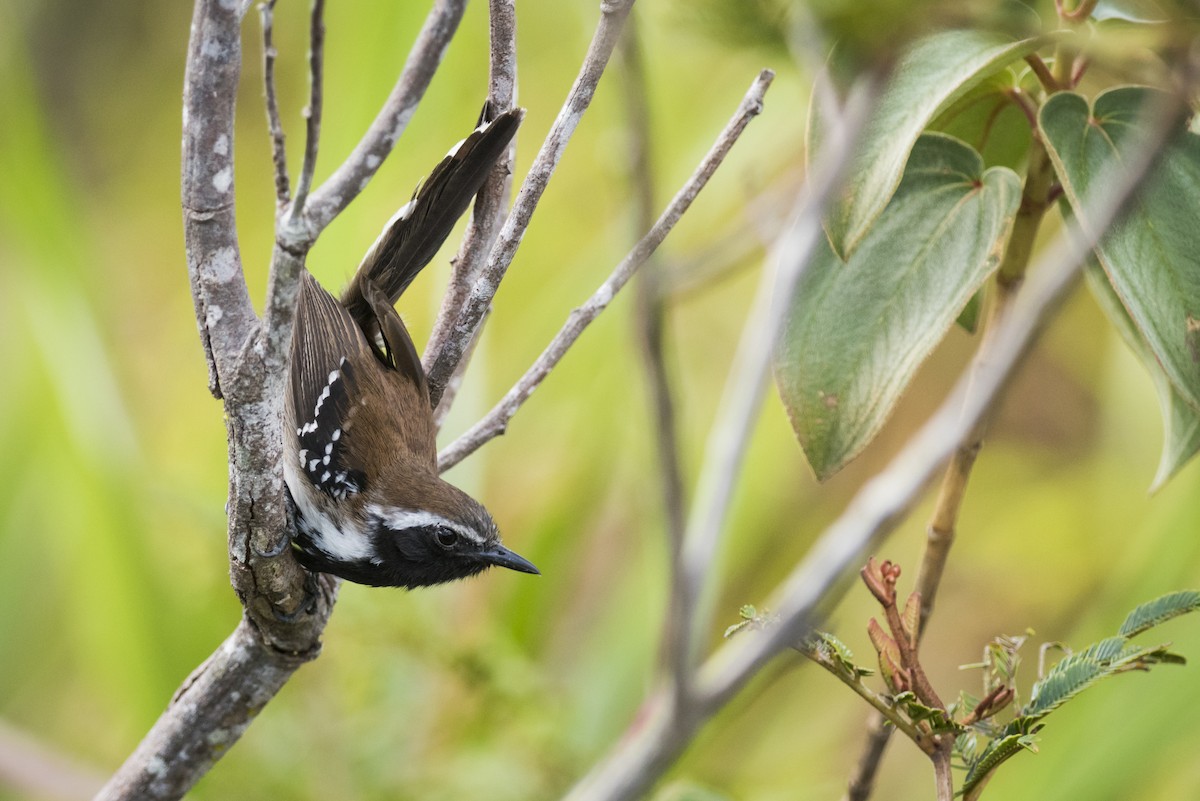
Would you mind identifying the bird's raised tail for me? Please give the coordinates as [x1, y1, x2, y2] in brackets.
[341, 105, 523, 332]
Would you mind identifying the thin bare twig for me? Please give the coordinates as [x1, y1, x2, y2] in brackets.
[673, 76, 877, 690]
[656, 172, 796, 300]
[260, 0, 290, 206]
[426, 0, 520, 421]
[303, 0, 468, 234]
[424, 0, 638, 410]
[94, 618, 333, 801]
[289, 0, 326, 221]
[845, 712, 894, 801]
[436, 70, 775, 472]
[261, 0, 329, 387]
[619, 11, 690, 705]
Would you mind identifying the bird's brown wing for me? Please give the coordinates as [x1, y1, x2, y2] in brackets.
[287, 271, 375, 499]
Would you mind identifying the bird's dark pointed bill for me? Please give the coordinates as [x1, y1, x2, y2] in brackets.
[480, 545, 540, 575]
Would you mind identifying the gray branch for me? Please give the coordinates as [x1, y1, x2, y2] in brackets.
[426, 0, 520, 426]
[437, 70, 775, 472]
[94, 619, 333, 801]
[424, 0, 637, 410]
[180, 0, 256, 398]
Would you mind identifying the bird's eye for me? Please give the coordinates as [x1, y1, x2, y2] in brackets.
[434, 527, 459, 549]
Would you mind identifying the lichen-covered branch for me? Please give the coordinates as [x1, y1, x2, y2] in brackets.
[180, 0, 256, 398]
[93, 619, 332, 801]
[426, 0, 520, 425]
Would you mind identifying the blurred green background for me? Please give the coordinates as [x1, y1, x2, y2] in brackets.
[2, 1, 1199, 800]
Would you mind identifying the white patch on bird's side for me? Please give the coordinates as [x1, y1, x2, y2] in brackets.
[367, 505, 484, 544]
[283, 459, 372, 561]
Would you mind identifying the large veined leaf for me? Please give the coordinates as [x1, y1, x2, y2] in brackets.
[928, 69, 1033, 173]
[776, 134, 1021, 480]
[1086, 263, 1200, 490]
[1040, 87, 1200, 418]
[810, 27, 1047, 259]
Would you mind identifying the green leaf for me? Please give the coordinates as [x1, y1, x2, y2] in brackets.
[963, 732, 1040, 796]
[894, 691, 959, 734]
[1118, 590, 1200, 637]
[806, 630, 874, 677]
[956, 287, 985, 334]
[1023, 659, 1105, 719]
[777, 134, 1021, 479]
[1091, 0, 1170, 23]
[928, 69, 1034, 173]
[1086, 263, 1200, 490]
[955, 731, 980, 764]
[901, 592, 920, 648]
[810, 29, 1048, 258]
[1040, 87, 1200, 418]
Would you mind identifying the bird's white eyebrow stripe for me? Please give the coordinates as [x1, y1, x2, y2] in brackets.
[366, 505, 484, 544]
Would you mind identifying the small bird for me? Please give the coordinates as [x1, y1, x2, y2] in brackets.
[283, 106, 538, 588]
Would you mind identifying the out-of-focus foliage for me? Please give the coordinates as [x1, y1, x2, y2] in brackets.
[0, 2, 1199, 801]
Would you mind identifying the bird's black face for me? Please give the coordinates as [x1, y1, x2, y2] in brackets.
[292, 512, 539, 589]
[370, 518, 539, 589]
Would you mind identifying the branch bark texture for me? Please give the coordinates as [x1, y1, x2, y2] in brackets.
[427, 0, 520, 427]
[94, 620, 329, 801]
